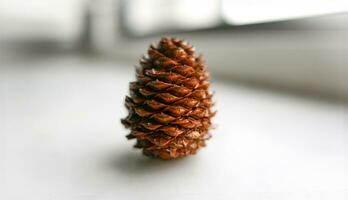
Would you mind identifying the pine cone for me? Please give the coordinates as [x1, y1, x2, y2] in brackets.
[121, 38, 214, 160]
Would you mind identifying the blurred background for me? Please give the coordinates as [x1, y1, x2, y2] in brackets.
[1, 0, 348, 98]
[1, 0, 348, 200]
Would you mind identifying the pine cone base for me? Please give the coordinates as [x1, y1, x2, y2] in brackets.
[121, 38, 214, 160]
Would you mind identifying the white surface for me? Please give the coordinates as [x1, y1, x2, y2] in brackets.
[1, 55, 347, 200]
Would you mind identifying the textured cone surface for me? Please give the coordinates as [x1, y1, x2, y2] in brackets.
[121, 38, 214, 160]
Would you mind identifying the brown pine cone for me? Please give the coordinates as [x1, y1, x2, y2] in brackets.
[121, 37, 214, 160]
